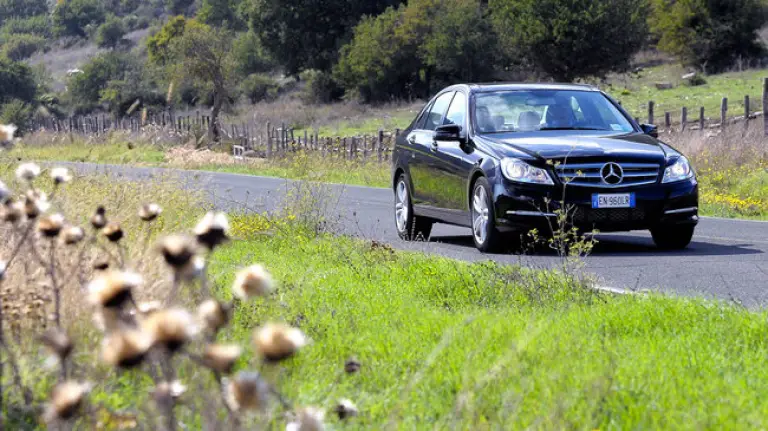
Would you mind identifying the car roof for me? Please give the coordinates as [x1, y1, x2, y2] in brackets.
[446, 82, 600, 93]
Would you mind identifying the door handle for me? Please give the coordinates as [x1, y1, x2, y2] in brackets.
[408, 135, 417, 144]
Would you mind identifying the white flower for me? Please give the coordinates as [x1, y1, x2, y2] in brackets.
[194, 211, 229, 248]
[15, 163, 40, 181]
[50, 167, 72, 185]
[334, 398, 359, 420]
[286, 407, 325, 431]
[232, 264, 274, 299]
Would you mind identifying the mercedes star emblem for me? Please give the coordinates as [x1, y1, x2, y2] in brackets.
[600, 163, 624, 185]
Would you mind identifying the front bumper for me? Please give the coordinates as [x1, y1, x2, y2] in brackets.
[493, 178, 699, 233]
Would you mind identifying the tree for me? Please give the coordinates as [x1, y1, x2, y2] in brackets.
[146, 15, 189, 65]
[0, 0, 48, 24]
[166, 22, 236, 142]
[95, 15, 127, 49]
[0, 58, 37, 106]
[1, 34, 46, 61]
[650, 0, 766, 73]
[198, 0, 244, 29]
[231, 30, 273, 76]
[52, 0, 106, 38]
[248, 0, 404, 75]
[0, 99, 33, 133]
[490, 0, 648, 82]
[166, 0, 194, 15]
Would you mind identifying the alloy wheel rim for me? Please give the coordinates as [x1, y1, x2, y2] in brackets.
[395, 181, 409, 232]
[472, 185, 489, 245]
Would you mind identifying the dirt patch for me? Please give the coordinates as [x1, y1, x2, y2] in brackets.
[165, 145, 267, 168]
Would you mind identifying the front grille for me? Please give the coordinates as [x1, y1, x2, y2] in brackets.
[572, 207, 648, 224]
[555, 162, 660, 188]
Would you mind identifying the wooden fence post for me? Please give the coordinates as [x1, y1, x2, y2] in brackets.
[720, 97, 728, 128]
[699, 107, 705, 131]
[648, 101, 654, 124]
[763, 78, 768, 136]
[664, 112, 671, 129]
[681, 107, 687, 131]
[377, 130, 384, 163]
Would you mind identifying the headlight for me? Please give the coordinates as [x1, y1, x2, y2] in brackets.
[500, 158, 554, 185]
[663, 156, 694, 183]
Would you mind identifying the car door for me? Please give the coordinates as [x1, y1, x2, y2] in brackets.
[407, 91, 455, 208]
[431, 91, 479, 225]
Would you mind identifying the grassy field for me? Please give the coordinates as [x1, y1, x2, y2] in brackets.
[5, 169, 768, 429]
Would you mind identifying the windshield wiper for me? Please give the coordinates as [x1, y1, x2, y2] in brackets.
[538, 126, 610, 131]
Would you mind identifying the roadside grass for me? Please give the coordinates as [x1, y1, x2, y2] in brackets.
[5, 169, 768, 428]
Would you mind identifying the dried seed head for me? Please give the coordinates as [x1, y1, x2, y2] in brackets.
[50, 167, 72, 185]
[152, 380, 186, 406]
[1, 199, 24, 223]
[194, 212, 229, 249]
[157, 235, 197, 269]
[92, 256, 111, 271]
[102, 330, 152, 368]
[46, 381, 91, 421]
[252, 323, 307, 362]
[39, 328, 74, 360]
[136, 300, 162, 316]
[177, 255, 205, 281]
[0, 124, 17, 146]
[38, 213, 65, 238]
[197, 299, 231, 334]
[334, 399, 359, 420]
[90, 206, 107, 229]
[141, 308, 198, 352]
[24, 190, 49, 219]
[138, 203, 162, 222]
[232, 264, 274, 300]
[88, 270, 142, 309]
[287, 407, 326, 431]
[224, 371, 270, 412]
[15, 162, 40, 182]
[102, 222, 124, 242]
[203, 344, 242, 374]
[61, 226, 85, 245]
[344, 358, 361, 374]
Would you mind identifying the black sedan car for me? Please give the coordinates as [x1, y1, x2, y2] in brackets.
[392, 83, 698, 252]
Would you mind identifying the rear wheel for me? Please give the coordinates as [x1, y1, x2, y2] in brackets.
[650, 225, 695, 250]
[471, 177, 502, 253]
[394, 174, 432, 241]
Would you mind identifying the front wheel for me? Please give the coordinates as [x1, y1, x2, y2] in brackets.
[650, 225, 695, 250]
[471, 177, 502, 253]
[394, 174, 432, 241]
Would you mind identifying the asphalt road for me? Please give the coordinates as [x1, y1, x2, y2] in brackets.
[58, 162, 768, 306]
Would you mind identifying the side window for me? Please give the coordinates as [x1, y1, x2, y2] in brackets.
[443, 92, 467, 127]
[414, 101, 434, 130]
[424, 92, 455, 131]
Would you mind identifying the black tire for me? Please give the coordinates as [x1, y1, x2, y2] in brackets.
[651, 225, 695, 250]
[394, 174, 433, 241]
[470, 177, 502, 253]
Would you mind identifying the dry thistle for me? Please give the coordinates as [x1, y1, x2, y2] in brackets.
[92, 256, 111, 271]
[177, 255, 205, 281]
[24, 190, 49, 219]
[135, 300, 162, 316]
[50, 167, 72, 185]
[138, 203, 162, 222]
[0, 124, 17, 146]
[88, 270, 142, 309]
[46, 381, 91, 421]
[158, 235, 197, 269]
[252, 323, 307, 362]
[16, 162, 41, 182]
[152, 380, 187, 405]
[223, 371, 271, 412]
[344, 357, 361, 374]
[1, 199, 24, 223]
[334, 399, 359, 420]
[102, 330, 153, 368]
[194, 211, 229, 249]
[197, 299, 231, 334]
[90, 206, 107, 229]
[61, 226, 85, 245]
[102, 221, 124, 242]
[39, 328, 74, 361]
[287, 407, 326, 431]
[141, 308, 198, 352]
[38, 213, 65, 238]
[203, 344, 242, 374]
[232, 264, 274, 300]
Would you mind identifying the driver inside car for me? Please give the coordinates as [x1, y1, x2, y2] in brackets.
[544, 100, 577, 129]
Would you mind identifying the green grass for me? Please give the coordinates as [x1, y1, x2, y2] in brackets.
[201, 224, 768, 429]
[604, 64, 768, 122]
[12, 141, 166, 164]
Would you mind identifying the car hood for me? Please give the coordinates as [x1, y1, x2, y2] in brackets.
[482, 132, 669, 163]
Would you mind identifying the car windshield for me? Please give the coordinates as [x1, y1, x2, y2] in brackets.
[473, 90, 634, 134]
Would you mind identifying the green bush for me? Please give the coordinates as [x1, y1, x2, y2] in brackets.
[0, 57, 36, 105]
[166, 0, 194, 15]
[1, 33, 45, 60]
[650, 0, 766, 73]
[1, 15, 51, 37]
[94, 15, 127, 48]
[240, 73, 278, 104]
[300, 69, 342, 104]
[232, 30, 273, 76]
[0, 99, 33, 133]
[52, 0, 106, 38]
[686, 74, 708, 87]
[490, 0, 648, 82]
[0, 0, 48, 23]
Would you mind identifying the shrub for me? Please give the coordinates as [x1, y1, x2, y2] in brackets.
[1, 33, 45, 61]
[0, 57, 36, 105]
[94, 14, 127, 49]
[232, 30, 273, 76]
[166, 0, 194, 15]
[300, 69, 342, 104]
[490, 0, 648, 82]
[686, 74, 707, 87]
[0, 14, 51, 37]
[0, 0, 48, 23]
[239, 73, 278, 104]
[0, 99, 33, 133]
[650, 0, 766, 73]
[52, 0, 105, 38]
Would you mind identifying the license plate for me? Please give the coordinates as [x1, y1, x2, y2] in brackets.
[592, 193, 635, 209]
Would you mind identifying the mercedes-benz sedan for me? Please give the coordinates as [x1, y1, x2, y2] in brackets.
[392, 83, 698, 252]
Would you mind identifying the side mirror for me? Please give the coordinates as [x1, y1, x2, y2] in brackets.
[640, 123, 658, 138]
[434, 124, 462, 141]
